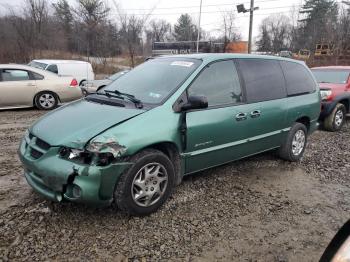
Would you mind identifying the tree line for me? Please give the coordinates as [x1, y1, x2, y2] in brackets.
[0, 0, 240, 67]
[255, 0, 350, 54]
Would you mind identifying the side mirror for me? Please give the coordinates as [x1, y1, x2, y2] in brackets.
[181, 95, 208, 111]
[320, 219, 350, 262]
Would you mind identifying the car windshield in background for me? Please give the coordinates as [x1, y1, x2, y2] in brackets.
[28, 61, 48, 70]
[311, 69, 349, 84]
[109, 71, 128, 81]
[102, 58, 202, 104]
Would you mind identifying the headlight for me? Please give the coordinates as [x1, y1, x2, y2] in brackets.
[59, 147, 112, 166]
[320, 89, 333, 101]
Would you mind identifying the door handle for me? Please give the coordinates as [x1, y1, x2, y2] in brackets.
[250, 110, 261, 118]
[235, 112, 247, 121]
[27, 83, 36, 86]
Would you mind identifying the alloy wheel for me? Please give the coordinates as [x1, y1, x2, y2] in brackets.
[334, 109, 344, 127]
[131, 163, 168, 207]
[292, 129, 306, 156]
[38, 93, 56, 109]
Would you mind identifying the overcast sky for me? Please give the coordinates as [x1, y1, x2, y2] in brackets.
[0, 0, 306, 40]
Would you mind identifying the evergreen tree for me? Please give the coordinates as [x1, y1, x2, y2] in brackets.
[173, 14, 198, 41]
[256, 22, 272, 52]
[298, 0, 338, 50]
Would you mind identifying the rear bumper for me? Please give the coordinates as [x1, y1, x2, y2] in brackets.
[18, 136, 132, 207]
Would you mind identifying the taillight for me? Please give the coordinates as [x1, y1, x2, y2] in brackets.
[70, 79, 78, 87]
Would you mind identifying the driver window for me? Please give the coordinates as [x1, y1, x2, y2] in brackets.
[188, 60, 243, 107]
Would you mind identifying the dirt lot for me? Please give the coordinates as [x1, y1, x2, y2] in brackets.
[0, 109, 349, 261]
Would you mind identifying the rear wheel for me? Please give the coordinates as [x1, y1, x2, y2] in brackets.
[324, 103, 346, 132]
[34, 92, 58, 110]
[114, 149, 175, 216]
[278, 122, 307, 162]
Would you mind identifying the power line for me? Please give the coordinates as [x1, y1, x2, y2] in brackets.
[109, 5, 302, 16]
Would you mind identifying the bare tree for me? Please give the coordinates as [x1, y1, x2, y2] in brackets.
[112, 1, 155, 67]
[74, 0, 110, 56]
[221, 11, 241, 52]
[255, 14, 292, 53]
[118, 15, 144, 67]
[147, 19, 171, 42]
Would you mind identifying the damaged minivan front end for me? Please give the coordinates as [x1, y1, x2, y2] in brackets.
[17, 97, 149, 206]
[18, 130, 133, 206]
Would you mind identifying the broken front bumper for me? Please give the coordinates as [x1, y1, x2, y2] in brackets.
[18, 135, 132, 207]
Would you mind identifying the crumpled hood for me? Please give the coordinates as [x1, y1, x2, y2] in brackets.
[30, 100, 145, 148]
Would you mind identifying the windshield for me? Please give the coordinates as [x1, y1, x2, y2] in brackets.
[109, 71, 128, 81]
[102, 58, 201, 104]
[28, 61, 48, 70]
[311, 69, 349, 84]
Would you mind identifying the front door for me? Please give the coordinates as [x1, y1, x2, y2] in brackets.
[0, 69, 37, 108]
[184, 60, 251, 173]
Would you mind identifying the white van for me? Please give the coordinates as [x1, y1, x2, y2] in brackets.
[28, 59, 95, 86]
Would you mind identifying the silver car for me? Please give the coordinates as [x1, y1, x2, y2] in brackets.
[81, 70, 129, 95]
[0, 64, 82, 110]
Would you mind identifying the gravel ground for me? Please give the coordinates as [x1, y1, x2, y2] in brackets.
[0, 109, 349, 261]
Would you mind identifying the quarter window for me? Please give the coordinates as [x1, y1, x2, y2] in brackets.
[237, 59, 286, 103]
[188, 60, 243, 106]
[1, 69, 30, 81]
[32, 72, 44, 80]
[47, 64, 58, 74]
[280, 61, 316, 95]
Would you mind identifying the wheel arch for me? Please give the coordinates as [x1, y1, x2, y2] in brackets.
[295, 116, 311, 131]
[339, 99, 350, 113]
[144, 142, 182, 186]
[79, 79, 86, 86]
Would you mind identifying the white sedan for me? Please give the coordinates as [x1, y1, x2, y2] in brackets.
[0, 64, 83, 110]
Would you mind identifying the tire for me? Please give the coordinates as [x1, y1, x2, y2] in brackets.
[278, 122, 308, 162]
[79, 80, 86, 86]
[114, 149, 175, 216]
[34, 91, 59, 110]
[81, 88, 88, 96]
[323, 103, 346, 132]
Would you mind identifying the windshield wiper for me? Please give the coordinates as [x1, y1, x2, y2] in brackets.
[94, 91, 124, 100]
[105, 90, 143, 109]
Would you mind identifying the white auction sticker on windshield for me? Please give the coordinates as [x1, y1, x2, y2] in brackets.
[170, 61, 194, 67]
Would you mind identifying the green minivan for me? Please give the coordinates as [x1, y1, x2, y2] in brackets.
[18, 54, 320, 215]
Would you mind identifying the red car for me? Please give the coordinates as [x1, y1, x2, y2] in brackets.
[311, 66, 350, 131]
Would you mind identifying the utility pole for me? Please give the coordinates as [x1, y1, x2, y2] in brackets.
[196, 0, 203, 53]
[237, 1, 259, 54]
[248, 0, 254, 54]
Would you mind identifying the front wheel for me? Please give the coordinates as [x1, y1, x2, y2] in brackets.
[114, 149, 175, 216]
[34, 92, 59, 110]
[324, 103, 346, 132]
[278, 123, 308, 162]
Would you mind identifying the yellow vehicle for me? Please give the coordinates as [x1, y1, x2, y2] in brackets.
[296, 49, 311, 60]
[315, 44, 332, 57]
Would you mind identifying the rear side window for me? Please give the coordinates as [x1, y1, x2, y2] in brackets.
[280, 61, 316, 96]
[47, 64, 58, 74]
[237, 59, 286, 103]
[32, 72, 44, 80]
[1, 69, 30, 81]
[188, 60, 243, 106]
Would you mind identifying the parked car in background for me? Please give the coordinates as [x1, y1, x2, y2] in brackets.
[279, 50, 293, 58]
[295, 49, 311, 60]
[311, 66, 350, 131]
[81, 70, 129, 95]
[0, 64, 82, 110]
[28, 59, 94, 86]
[18, 54, 320, 216]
